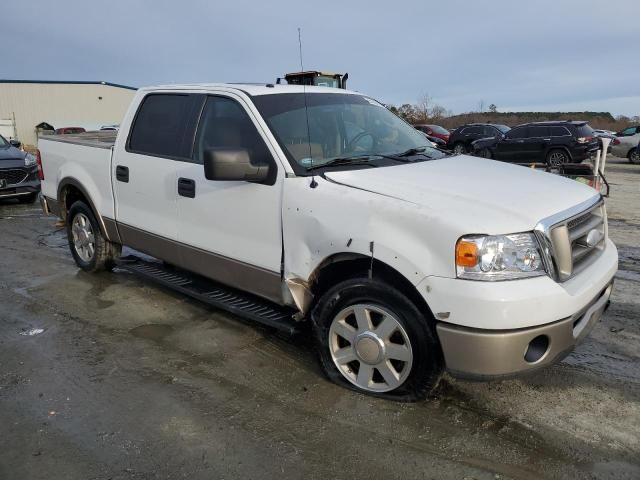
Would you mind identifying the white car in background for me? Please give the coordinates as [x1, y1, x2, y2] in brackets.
[611, 125, 640, 163]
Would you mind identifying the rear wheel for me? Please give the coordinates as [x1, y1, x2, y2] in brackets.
[628, 148, 640, 164]
[453, 143, 467, 155]
[547, 149, 569, 167]
[311, 278, 443, 401]
[66, 201, 121, 272]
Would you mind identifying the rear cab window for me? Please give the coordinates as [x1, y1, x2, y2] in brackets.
[127, 93, 203, 159]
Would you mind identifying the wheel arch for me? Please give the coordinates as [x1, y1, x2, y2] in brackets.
[308, 252, 436, 323]
[57, 177, 113, 241]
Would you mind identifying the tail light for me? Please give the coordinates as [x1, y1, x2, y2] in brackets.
[36, 149, 44, 180]
[576, 136, 593, 144]
[612, 138, 620, 145]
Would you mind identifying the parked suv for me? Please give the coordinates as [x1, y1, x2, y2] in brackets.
[447, 123, 510, 154]
[472, 121, 599, 165]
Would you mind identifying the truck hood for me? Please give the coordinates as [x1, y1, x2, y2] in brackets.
[323, 155, 599, 233]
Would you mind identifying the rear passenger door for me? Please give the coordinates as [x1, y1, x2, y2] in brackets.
[113, 93, 203, 256]
[174, 93, 285, 303]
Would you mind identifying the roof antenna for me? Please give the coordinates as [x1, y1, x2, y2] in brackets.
[298, 27, 317, 189]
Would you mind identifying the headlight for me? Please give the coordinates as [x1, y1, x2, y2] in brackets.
[24, 153, 36, 167]
[455, 233, 545, 280]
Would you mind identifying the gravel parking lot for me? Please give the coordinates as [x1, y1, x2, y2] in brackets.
[1, 156, 638, 480]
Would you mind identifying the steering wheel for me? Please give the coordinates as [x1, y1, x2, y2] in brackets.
[347, 131, 376, 151]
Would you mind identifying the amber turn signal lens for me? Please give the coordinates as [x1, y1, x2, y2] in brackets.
[456, 240, 478, 267]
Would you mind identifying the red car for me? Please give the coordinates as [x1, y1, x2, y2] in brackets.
[413, 124, 450, 143]
[55, 127, 86, 135]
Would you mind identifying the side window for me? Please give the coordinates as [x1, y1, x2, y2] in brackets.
[484, 126, 499, 136]
[529, 126, 550, 137]
[550, 126, 570, 137]
[466, 126, 482, 135]
[506, 127, 527, 139]
[128, 94, 202, 159]
[194, 96, 276, 181]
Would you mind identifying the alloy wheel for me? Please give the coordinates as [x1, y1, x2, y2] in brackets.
[71, 213, 95, 262]
[328, 304, 413, 392]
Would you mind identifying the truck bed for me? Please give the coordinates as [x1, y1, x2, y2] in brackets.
[38, 131, 117, 150]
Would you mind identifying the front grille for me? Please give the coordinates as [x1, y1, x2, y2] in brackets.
[544, 200, 606, 281]
[0, 168, 29, 186]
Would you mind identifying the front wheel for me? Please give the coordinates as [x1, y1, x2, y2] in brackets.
[628, 148, 640, 164]
[453, 143, 467, 155]
[311, 278, 443, 401]
[478, 148, 492, 159]
[66, 201, 121, 272]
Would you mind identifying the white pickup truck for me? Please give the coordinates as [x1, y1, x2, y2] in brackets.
[38, 83, 618, 400]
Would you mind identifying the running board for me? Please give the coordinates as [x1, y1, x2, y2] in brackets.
[117, 256, 300, 335]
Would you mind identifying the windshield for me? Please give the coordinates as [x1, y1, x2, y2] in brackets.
[495, 125, 511, 133]
[252, 93, 447, 173]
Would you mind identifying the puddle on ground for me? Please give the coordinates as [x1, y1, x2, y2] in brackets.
[130, 324, 174, 342]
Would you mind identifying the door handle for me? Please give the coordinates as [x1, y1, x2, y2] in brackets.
[178, 177, 196, 198]
[116, 165, 129, 183]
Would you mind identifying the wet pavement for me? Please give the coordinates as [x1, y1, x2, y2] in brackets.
[1, 157, 639, 479]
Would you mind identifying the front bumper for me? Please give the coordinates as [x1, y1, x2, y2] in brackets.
[0, 179, 41, 200]
[436, 281, 612, 378]
[417, 238, 618, 377]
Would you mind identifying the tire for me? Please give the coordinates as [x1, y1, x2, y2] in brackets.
[546, 149, 569, 167]
[453, 143, 467, 155]
[311, 277, 443, 402]
[17, 193, 38, 204]
[628, 148, 640, 164]
[66, 201, 121, 272]
[478, 148, 492, 159]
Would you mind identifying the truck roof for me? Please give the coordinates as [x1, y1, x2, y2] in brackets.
[139, 83, 358, 97]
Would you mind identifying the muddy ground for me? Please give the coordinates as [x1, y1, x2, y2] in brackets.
[1, 156, 639, 479]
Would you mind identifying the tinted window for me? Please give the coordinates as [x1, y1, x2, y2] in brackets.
[529, 126, 550, 137]
[484, 126, 501, 136]
[429, 125, 449, 135]
[194, 96, 275, 178]
[620, 127, 636, 136]
[506, 127, 527, 139]
[465, 126, 483, 135]
[550, 126, 570, 136]
[128, 94, 202, 159]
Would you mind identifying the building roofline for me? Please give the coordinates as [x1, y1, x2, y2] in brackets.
[0, 79, 137, 90]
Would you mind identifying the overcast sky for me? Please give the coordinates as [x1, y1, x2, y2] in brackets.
[4, 0, 640, 116]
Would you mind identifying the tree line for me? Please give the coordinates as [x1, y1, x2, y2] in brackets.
[386, 94, 639, 132]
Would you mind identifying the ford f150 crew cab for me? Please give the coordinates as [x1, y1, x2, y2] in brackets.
[38, 84, 618, 400]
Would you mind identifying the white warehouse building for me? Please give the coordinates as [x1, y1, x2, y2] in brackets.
[0, 80, 136, 147]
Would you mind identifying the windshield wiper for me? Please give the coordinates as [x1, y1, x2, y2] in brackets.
[392, 146, 434, 158]
[306, 155, 378, 172]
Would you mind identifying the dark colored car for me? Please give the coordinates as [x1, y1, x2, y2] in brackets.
[0, 135, 41, 203]
[55, 127, 86, 135]
[413, 124, 450, 143]
[447, 123, 511, 154]
[472, 121, 599, 166]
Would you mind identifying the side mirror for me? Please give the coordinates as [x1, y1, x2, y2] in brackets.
[203, 148, 270, 183]
[9, 139, 22, 148]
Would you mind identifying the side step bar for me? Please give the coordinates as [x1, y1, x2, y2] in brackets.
[117, 256, 300, 335]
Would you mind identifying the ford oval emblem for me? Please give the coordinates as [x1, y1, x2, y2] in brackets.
[585, 229, 603, 248]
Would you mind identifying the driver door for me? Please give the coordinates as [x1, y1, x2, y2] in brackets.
[174, 93, 285, 303]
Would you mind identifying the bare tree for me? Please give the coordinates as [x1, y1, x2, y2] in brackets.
[488, 103, 497, 113]
[415, 93, 432, 123]
[477, 99, 486, 113]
